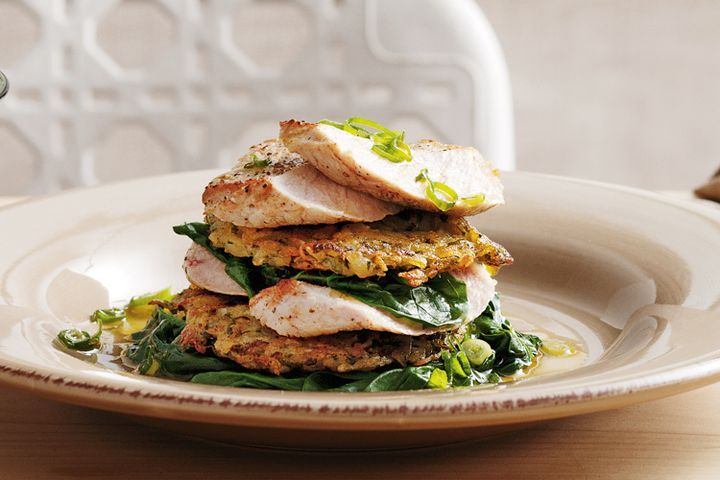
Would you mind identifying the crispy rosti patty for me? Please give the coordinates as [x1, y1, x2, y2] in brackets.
[173, 287, 448, 375]
[207, 211, 512, 283]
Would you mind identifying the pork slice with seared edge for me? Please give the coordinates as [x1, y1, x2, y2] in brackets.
[203, 138, 400, 228]
[279, 120, 504, 216]
[248, 263, 496, 338]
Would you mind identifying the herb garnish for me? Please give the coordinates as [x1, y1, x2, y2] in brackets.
[243, 153, 270, 169]
[57, 319, 103, 351]
[415, 168, 486, 212]
[320, 117, 412, 163]
[90, 307, 124, 325]
[56, 288, 174, 351]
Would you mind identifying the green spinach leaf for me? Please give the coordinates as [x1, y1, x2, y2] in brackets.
[362, 366, 435, 392]
[123, 297, 541, 391]
[170, 222, 543, 386]
[125, 306, 438, 391]
[174, 222, 468, 327]
[470, 295, 542, 376]
[191, 371, 307, 390]
[191, 366, 436, 392]
[300, 371, 377, 392]
[278, 270, 468, 328]
[127, 308, 236, 378]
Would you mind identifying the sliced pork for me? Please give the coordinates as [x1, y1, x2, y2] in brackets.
[203, 138, 399, 228]
[248, 263, 496, 338]
[279, 120, 504, 216]
[183, 243, 247, 296]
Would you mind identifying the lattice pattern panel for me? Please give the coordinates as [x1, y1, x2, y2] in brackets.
[0, 0, 513, 195]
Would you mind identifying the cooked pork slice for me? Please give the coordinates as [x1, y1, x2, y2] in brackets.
[248, 263, 496, 338]
[183, 243, 247, 296]
[203, 138, 399, 228]
[174, 288, 447, 375]
[279, 120, 504, 216]
[451, 263, 498, 319]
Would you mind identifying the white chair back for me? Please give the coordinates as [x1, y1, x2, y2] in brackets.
[0, 0, 514, 195]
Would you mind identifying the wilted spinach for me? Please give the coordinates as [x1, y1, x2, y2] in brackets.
[266, 269, 467, 328]
[126, 307, 441, 392]
[471, 295, 542, 376]
[123, 296, 541, 392]
[174, 222, 468, 327]
[191, 366, 434, 392]
[126, 308, 235, 378]
[130, 223, 545, 391]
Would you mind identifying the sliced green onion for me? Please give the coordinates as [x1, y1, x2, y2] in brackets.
[371, 132, 412, 163]
[392, 133, 412, 159]
[427, 368, 449, 389]
[415, 168, 459, 212]
[441, 350, 454, 384]
[415, 168, 486, 211]
[58, 290, 173, 351]
[128, 287, 173, 308]
[318, 119, 345, 129]
[462, 338, 494, 367]
[346, 117, 393, 134]
[320, 117, 413, 162]
[142, 357, 162, 376]
[90, 307, 124, 325]
[57, 319, 103, 351]
[320, 119, 373, 139]
[371, 144, 410, 163]
[243, 154, 270, 169]
[461, 194, 486, 207]
[344, 123, 371, 138]
[453, 351, 472, 377]
[429, 182, 459, 209]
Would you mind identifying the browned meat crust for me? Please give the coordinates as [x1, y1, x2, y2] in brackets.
[207, 211, 512, 282]
[279, 119, 505, 216]
[202, 139, 399, 228]
[173, 287, 449, 375]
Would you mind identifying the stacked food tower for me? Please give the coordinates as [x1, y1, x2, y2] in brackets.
[167, 118, 538, 390]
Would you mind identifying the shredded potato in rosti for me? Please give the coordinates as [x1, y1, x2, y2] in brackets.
[174, 288, 448, 375]
[207, 211, 512, 283]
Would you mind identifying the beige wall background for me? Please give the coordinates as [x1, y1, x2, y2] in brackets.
[478, 0, 720, 190]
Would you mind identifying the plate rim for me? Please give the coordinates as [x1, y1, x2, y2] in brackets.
[1, 352, 720, 430]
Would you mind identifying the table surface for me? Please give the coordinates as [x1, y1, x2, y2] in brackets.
[2, 193, 720, 479]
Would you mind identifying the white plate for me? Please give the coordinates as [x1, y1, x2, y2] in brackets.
[1, 171, 719, 450]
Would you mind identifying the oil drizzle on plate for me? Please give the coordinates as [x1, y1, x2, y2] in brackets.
[507, 315, 588, 381]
